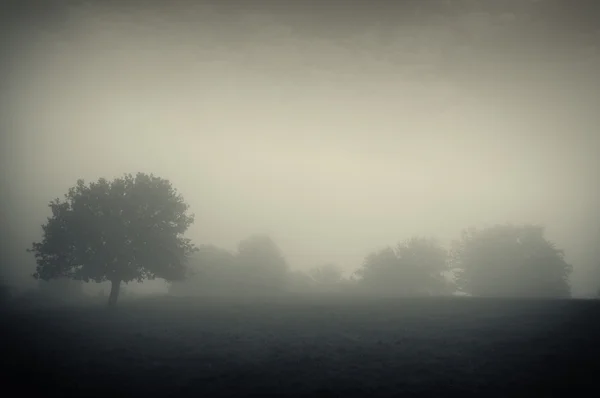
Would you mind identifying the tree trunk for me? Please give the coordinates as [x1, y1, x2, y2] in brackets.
[107, 279, 121, 308]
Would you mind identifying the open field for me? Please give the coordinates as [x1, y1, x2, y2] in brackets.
[3, 295, 599, 397]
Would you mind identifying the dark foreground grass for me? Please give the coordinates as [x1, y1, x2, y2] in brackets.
[3, 295, 599, 397]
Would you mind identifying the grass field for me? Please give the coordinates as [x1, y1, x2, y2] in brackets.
[3, 295, 599, 397]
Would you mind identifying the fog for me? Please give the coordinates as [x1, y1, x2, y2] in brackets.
[1, 1, 599, 296]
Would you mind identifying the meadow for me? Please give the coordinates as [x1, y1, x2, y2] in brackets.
[3, 295, 599, 397]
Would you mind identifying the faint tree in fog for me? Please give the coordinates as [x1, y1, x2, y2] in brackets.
[307, 263, 344, 291]
[168, 244, 237, 296]
[28, 173, 197, 307]
[286, 270, 315, 293]
[169, 237, 290, 296]
[451, 224, 572, 298]
[356, 237, 452, 296]
[287, 266, 356, 294]
[235, 234, 289, 293]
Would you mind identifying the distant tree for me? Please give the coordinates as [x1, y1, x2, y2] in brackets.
[235, 234, 289, 293]
[356, 237, 451, 296]
[286, 270, 315, 293]
[308, 263, 343, 285]
[28, 173, 197, 307]
[307, 263, 344, 291]
[451, 224, 572, 298]
[168, 244, 237, 296]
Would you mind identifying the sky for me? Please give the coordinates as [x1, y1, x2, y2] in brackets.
[1, 1, 599, 295]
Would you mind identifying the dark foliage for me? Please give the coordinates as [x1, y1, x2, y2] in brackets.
[28, 173, 197, 306]
[451, 224, 572, 298]
[356, 237, 452, 296]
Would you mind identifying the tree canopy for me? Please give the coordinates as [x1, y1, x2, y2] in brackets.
[451, 224, 572, 298]
[308, 263, 343, 287]
[235, 234, 289, 293]
[169, 235, 289, 296]
[169, 244, 237, 296]
[356, 237, 451, 296]
[29, 173, 197, 306]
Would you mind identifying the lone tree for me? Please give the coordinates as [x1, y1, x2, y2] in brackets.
[451, 224, 572, 298]
[356, 237, 451, 296]
[28, 173, 197, 307]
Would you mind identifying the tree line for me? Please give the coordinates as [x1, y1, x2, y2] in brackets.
[28, 173, 578, 306]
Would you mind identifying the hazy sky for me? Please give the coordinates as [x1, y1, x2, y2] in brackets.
[2, 2, 599, 294]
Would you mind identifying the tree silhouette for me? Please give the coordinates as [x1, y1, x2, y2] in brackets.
[169, 244, 237, 296]
[308, 263, 343, 287]
[28, 173, 197, 307]
[451, 224, 572, 298]
[356, 237, 451, 296]
[235, 234, 289, 293]
[286, 270, 315, 293]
